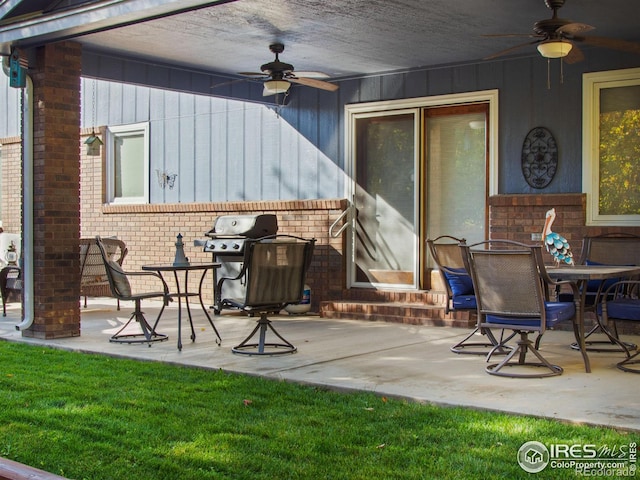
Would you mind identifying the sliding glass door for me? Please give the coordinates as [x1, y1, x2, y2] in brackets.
[346, 92, 496, 290]
[424, 104, 488, 251]
[352, 110, 419, 288]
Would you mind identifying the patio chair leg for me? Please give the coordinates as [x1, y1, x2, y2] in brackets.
[452, 327, 514, 355]
[617, 350, 640, 373]
[570, 320, 637, 354]
[110, 300, 168, 346]
[232, 312, 297, 356]
[486, 332, 563, 378]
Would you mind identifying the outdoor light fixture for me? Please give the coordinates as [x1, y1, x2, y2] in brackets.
[537, 40, 572, 58]
[263, 80, 290, 96]
[537, 40, 573, 89]
[84, 133, 103, 155]
[85, 78, 103, 155]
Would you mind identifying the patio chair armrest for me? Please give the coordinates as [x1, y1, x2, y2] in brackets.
[216, 264, 248, 292]
[124, 269, 171, 297]
[539, 270, 580, 301]
[602, 279, 640, 300]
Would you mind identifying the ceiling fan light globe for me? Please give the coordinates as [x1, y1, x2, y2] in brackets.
[537, 41, 572, 58]
[263, 80, 291, 95]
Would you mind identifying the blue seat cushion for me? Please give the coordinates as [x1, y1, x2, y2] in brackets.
[585, 259, 624, 293]
[485, 301, 575, 328]
[452, 295, 476, 310]
[443, 267, 474, 296]
[597, 298, 640, 321]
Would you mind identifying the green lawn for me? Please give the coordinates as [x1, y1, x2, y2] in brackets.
[0, 341, 635, 479]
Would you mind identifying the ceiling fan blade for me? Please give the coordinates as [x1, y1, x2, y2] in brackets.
[481, 33, 538, 38]
[291, 71, 330, 78]
[483, 39, 541, 60]
[557, 22, 595, 36]
[288, 77, 339, 91]
[238, 71, 268, 77]
[579, 35, 640, 55]
[211, 78, 251, 89]
[563, 43, 584, 64]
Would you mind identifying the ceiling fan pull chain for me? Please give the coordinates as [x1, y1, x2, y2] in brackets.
[546, 58, 551, 90]
[560, 57, 564, 85]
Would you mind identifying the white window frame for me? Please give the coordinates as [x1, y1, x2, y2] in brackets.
[106, 122, 150, 204]
[583, 67, 640, 226]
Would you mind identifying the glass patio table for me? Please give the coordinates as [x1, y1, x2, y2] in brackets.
[546, 264, 640, 373]
[142, 262, 222, 351]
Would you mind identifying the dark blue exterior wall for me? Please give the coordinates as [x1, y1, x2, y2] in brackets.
[3, 48, 640, 197]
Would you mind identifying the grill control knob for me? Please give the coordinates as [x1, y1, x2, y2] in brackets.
[220, 243, 227, 250]
[232, 243, 240, 250]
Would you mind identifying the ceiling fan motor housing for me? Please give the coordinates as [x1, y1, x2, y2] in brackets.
[534, 18, 571, 37]
[544, 0, 566, 11]
[261, 43, 294, 77]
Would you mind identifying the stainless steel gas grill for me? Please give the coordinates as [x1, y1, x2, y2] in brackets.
[203, 214, 278, 255]
[199, 214, 278, 313]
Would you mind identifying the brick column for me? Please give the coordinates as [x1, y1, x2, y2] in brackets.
[24, 41, 82, 338]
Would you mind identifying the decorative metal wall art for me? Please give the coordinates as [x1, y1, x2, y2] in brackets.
[521, 127, 558, 189]
[156, 169, 178, 189]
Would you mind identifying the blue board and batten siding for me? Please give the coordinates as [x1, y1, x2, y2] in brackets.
[77, 75, 347, 203]
[2, 48, 640, 200]
[0, 81, 19, 139]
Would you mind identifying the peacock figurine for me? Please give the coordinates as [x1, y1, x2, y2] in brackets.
[542, 208, 574, 266]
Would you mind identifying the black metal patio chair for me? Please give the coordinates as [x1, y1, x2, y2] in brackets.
[568, 233, 640, 353]
[217, 234, 315, 355]
[0, 265, 21, 317]
[462, 240, 577, 378]
[427, 236, 511, 355]
[95, 236, 170, 345]
[596, 280, 640, 373]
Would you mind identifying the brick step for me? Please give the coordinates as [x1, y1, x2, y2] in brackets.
[319, 298, 476, 328]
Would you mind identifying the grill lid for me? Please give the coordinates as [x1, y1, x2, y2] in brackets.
[206, 214, 278, 238]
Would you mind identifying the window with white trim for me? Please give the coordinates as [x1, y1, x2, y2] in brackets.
[106, 122, 149, 204]
[583, 67, 640, 226]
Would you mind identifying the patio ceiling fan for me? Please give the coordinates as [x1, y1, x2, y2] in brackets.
[235, 43, 339, 96]
[482, 0, 640, 64]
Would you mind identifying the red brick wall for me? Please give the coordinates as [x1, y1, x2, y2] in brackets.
[0, 137, 22, 233]
[27, 41, 82, 339]
[78, 132, 348, 310]
[489, 194, 640, 263]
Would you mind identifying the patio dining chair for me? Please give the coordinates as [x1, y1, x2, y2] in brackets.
[462, 240, 577, 378]
[80, 237, 127, 310]
[95, 236, 170, 345]
[568, 233, 640, 353]
[427, 236, 511, 355]
[0, 265, 21, 316]
[597, 280, 640, 373]
[217, 234, 315, 355]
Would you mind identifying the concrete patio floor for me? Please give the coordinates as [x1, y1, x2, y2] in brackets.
[1, 298, 639, 432]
